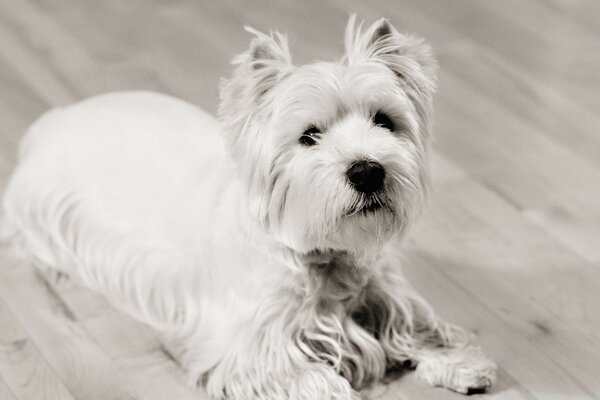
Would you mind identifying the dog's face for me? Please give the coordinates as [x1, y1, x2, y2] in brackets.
[219, 17, 437, 257]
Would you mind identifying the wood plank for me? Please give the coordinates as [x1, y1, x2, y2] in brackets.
[438, 42, 600, 169]
[0, 377, 17, 400]
[381, 0, 600, 112]
[0, 0, 214, 110]
[0, 374, 17, 400]
[434, 71, 600, 264]
[542, 0, 600, 36]
[404, 153, 600, 398]
[0, 255, 140, 400]
[0, 297, 74, 400]
[455, 0, 600, 113]
[0, 41, 50, 186]
[0, 8, 76, 107]
[48, 278, 204, 400]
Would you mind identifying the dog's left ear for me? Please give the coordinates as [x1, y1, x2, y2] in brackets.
[344, 16, 437, 96]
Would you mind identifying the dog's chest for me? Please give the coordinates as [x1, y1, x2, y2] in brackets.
[302, 250, 370, 308]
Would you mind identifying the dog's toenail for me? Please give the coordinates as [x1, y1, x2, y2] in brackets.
[466, 387, 488, 395]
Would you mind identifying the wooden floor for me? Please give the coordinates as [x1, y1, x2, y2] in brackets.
[1, 0, 599, 399]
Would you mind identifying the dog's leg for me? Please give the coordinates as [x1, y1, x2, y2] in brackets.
[204, 343, 360, 400]
[198, 300, 362, 400]
[221, 363, 359, 400]
[362, 270, 497, 394]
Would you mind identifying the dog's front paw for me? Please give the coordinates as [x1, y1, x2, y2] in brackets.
[210, 363, 360, 400]
[415, 345, 497, 394]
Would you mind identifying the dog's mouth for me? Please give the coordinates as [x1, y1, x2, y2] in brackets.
[345, 193, 391, 216]
[360, 202, 383, 213]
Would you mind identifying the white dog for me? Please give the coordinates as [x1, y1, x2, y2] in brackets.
[1, 16, 496, 399]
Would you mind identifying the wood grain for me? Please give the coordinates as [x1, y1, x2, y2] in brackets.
[48, 279, 204, 400]
[0, 258, 140, 400]
[0, 0, 599, 399]
[0, 296, 75, 400]
[0, 377, 17, 400]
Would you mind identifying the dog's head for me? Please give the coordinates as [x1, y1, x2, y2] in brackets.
[219, 16, 437, 258]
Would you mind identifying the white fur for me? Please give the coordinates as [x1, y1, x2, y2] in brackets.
[1, 16, 496, 399]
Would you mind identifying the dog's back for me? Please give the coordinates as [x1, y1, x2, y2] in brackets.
[1, 91, 236, 329]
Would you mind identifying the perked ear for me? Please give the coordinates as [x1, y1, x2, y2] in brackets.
[230, 27, 293, 100]
[218, 27, 293, 161]
[343, 15, 437, 96]
[246, 28, 292, 70]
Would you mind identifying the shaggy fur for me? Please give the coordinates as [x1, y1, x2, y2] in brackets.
[1, 16, 496, 399]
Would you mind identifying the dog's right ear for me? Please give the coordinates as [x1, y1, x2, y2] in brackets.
[247, 29, 291, 70]
[227, 28, 293, 101]
[218, 28, 293, 175]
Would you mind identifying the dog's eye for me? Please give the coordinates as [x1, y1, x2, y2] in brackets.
[299, 126, 321, 146]
[372, 111, 395, 132]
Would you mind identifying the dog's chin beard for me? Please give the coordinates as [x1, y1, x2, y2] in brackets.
[345, 192, 392, 216]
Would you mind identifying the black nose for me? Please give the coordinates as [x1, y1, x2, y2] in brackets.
[346, 160, 385, 194]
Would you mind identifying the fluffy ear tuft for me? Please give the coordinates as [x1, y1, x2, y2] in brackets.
[244, 27, 292, 71]
[367, 18, 393, 48]
[250, 40, 273, 70]
[344, 15, 437, 94]
[218, 27, 293, 162]
[221, 27, 293, 107]
[248, 42, 283, 73]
